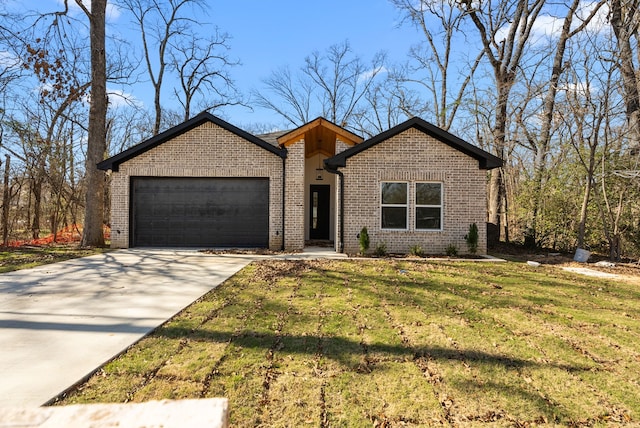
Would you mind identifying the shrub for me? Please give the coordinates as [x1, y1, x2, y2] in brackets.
[446, 244, 458, 256]
[409, 244, 424, 257]
[523, 227, 536, 249]
[465, 223, 479, 254]
[358, 227, 370, 254]
[374, 242, 387, 257]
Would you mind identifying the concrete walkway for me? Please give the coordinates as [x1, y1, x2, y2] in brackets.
[0, 249, 257, 408]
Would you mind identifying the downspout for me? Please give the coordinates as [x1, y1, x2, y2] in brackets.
[324, 164, 344, 253]
[281, 149, 287, 251]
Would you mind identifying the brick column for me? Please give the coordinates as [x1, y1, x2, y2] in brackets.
[284, 140, 305, 250]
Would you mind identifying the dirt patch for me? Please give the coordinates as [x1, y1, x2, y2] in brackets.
[559, 263, 640, 284]
[491, 242, 640, 283]
[199, 248, 293, 256]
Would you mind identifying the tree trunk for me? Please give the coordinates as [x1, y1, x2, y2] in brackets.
[2, 155, 10, 246]
[610, 0, 640, 147]
[31, 178, 42, 239]
[154, 89, 162, 134]
[488, 169, 501, 225]
[576, 177, 592, 249]
[80, 0, 107, 247]
[488, 80, 511, 238]
[611, 192, 625, 261]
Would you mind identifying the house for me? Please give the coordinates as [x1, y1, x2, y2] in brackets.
[98, 112, 502, 254]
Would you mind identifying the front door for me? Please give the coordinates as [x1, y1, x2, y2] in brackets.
[309, 185, 330, 240]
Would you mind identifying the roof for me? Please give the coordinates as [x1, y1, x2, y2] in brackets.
[325, 116, 503, 170]
[97, 112, 287, 172]
[276, 117, 363, 147]
[256, 130, 289, 147]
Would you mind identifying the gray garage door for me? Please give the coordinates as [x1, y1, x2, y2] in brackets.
[131, 177, 269, 247]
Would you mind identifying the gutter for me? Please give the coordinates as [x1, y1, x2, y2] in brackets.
[323, 162, 344, 253]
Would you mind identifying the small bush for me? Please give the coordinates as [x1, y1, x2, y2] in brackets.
[374, 242, 387, 257]
[465, 223, 479, 254]
[358, 227, 370, 254]
[446, 244, 458, 256]
[409, 244, 425, 257]
[523, 227, 536, 249]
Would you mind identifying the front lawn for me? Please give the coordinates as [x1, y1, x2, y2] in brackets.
[56, 259, 640, 426]
[0, 245, 109, 273]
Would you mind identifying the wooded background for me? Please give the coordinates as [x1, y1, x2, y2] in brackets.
[0, 0, 638, 259]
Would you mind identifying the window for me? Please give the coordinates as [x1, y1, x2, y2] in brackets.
[381, 182, 407, 229]
[416, 182, 442, 230]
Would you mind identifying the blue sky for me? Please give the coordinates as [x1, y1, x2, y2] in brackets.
[15, 1, 612, 133]
[21, 0, 420, 129]
[213, 0, 417, 126]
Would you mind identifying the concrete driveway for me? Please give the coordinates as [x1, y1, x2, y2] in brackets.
[0, 249, 256, 408]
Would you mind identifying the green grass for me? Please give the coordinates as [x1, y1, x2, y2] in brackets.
[0, 245, 109, 273]
[56, 259, 640, 426]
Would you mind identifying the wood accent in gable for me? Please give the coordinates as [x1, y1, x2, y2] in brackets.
[277, 117, 363, 158]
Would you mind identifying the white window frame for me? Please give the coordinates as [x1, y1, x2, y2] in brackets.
[380, 181, 408, 230]
[415, 182, 443, 231]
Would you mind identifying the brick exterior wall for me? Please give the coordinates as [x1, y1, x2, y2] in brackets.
[109, 121, 284, 250]
[284, 139, 305, 250]
[339, 128, 488, 255]
[335, 139, 351, 155]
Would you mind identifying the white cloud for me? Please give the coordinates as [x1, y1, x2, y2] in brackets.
[56, 0, 121, 22]
[106, 3, 122, 21]
[576, 1, 609, 33]
[532, 1, 610, 38]
[108, 89, 143, 108]
[358, 66, 388, 82]
[493, 0, 610, 45]
[0, 50, 21, 67]
[531, 14, 564, 38]
[561, 81, 591, 97]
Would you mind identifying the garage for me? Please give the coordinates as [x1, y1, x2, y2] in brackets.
[130, 177, 269, 247]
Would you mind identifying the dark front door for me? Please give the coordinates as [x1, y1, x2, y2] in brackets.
[309, 185, 330, 240]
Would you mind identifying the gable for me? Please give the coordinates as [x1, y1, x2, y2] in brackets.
[341, 128, 480, 173]
[325, 117, 502, 170]
[98, 112, 286, 172]
[277, 117, 363, 158]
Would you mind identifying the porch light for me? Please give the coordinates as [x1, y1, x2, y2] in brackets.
[316, 155, 324, 180]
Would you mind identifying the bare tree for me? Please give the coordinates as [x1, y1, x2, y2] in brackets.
[598, 131, 636, 261]
[2, 154, 11, 246]
[559, 42, 612, 250]
[610, 0, 640, 150]
[306, 41, 386, 126]
[514, 0, 606, 245]
[171, 31, 242, 122]
[254, 41, 386, 129]
[253, 66, 314, 126]
[1, 0, 118, 247]
[106, 106, 153, 154]
[75, 0, 107, 247]
[391, 0, 484, 130]
[459, 0, 545, 239]
[350, 73, 422, 137]
[1, 30, 89, 239]
[120, 0, 212, 133]
[0, 5, 27, 157]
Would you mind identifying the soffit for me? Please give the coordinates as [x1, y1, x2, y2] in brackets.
[276, 117, 363, 158]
